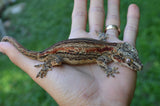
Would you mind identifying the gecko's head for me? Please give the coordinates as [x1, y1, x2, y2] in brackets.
[113, 42, 143, 71]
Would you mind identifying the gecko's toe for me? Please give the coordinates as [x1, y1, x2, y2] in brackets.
[105, 67, 119, 77]
[36, 67, 50, 78]
[34, 64, 43, 68]
[36, 72, 41, 78]
[111, 74, 115, 77]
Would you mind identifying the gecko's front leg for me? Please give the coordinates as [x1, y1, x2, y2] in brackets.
[35, 55, 63, 78]
[97, 55, 119, 77]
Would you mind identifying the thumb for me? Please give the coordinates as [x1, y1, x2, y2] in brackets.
[0, 42, 20, 62]
[0, 42, 39, 79]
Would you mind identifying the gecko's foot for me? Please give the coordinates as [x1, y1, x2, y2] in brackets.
[105, 67, 119, 77]
[36, 69, 47, 78]
[96, 32, 108, 41]
[34, 55, 62, 78]
[34, 63, 52, 78]
[36, 67, 52, 78]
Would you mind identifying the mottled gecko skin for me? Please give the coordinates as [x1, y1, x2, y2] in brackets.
[1, 35, 143, 78]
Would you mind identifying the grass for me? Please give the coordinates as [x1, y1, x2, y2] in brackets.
[0, 0, 160, 105]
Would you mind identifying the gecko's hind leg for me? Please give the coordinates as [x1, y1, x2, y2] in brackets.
[97, 55, 119, 77]
[96, 32, 108, 41]
[35, 55, 62, 78]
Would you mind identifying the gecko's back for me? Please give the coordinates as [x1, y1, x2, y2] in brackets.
[1, 36, 118, 63]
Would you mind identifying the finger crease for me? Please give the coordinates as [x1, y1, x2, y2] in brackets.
[72, 11, 87, 18]
[107, 14, 119, 20]
[90, 7, 104, 13]
[125, 25, 137, 32]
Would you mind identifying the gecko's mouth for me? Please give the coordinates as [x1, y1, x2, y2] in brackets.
[132, 61, 143, 71]
[139, 63, 143, 71]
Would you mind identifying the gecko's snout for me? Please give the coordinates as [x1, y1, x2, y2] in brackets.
[139, 63, 143, 71]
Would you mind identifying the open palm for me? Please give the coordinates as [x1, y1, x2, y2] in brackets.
[0, 0, 140, 105]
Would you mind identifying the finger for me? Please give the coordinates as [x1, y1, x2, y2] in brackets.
[71, 0, 87, 33]
[105, 0, 120, 38]
[89, 0, 105, 33]
[123, 4, 140, 46]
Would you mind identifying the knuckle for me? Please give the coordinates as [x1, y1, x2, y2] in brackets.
[106, 30, 119, 37]
[89, 6, 104, 13]
[72, 10, 87, 18]
[90, 24, 102, 32]
[71, 27, 83, 33]
[107, 14, 119, 20]
[125, 25, 137, 32]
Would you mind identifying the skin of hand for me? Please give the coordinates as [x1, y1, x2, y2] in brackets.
[0, 0, 140, 106]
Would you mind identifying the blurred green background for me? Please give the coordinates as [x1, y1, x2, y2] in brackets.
[0, 0, 160, 105]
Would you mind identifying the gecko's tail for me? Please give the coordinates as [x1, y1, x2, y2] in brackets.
[1, 36, 38, 60]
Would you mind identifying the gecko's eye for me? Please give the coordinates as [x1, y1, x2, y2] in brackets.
[125, 58, 131, 63]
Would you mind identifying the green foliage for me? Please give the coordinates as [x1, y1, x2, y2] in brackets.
[0, 0, 160, 105]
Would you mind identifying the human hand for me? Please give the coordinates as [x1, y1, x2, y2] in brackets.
[0, 0, 140, 105]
